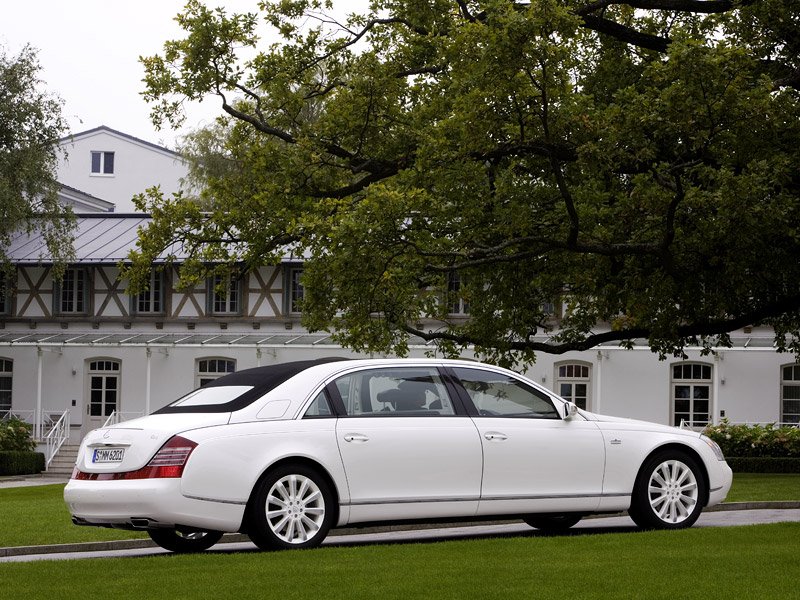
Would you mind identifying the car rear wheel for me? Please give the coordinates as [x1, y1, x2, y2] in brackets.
[148, 528, 223, 553]
[523, 514, 583, 532]
[248, 464, 335, 551]
[628, 450, 706, 530]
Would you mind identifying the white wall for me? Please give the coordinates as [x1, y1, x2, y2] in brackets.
[57, 128, 189, 213]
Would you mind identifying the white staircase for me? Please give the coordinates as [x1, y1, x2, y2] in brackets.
[44, 444, 80, 477]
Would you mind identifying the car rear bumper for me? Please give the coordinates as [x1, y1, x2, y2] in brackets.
[64, 478, 246, 533]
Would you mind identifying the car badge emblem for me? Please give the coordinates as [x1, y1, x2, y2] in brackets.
[103, 430, 111, 439]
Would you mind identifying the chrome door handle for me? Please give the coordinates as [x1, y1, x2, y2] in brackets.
[484, 432, 508, 441]
[343, 433, 369, 443]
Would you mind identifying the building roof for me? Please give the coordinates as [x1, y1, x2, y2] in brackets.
[0, 331, 430, 347]
[5, 214, 185, 263]
[59, 126, 181, 158]
[57, 184, 115, 213]
[0, 330, 776, 349]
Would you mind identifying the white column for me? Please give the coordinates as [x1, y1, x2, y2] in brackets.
[145, 347, 152, 416]
[35, 346, 43, 440]
[595, 350, 603, 414]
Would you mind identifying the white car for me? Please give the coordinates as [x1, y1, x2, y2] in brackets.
[65, 358, 732, 552]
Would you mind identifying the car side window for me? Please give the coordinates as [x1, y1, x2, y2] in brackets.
[453, 367, 559, 419]
[333, 367, 455, 416]
[303, 390, 335, 418]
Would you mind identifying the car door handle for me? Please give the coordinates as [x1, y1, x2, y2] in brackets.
[343, 433, 370, 443]
[484, 431, 508, 441]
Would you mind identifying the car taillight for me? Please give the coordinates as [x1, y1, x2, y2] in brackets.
[72, 435, 198, 481]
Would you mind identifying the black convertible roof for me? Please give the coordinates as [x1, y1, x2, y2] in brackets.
[154, 357, 348, 414]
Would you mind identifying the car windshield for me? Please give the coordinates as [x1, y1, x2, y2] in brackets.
[170, 386, 254, 407]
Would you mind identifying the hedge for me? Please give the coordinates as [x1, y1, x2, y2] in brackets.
[704, 420, 800, 458]
[0, 451, 45, 476]
[725, 457, 800, 473]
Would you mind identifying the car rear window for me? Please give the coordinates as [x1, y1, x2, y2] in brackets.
[170, 386, 254, 407]
[153, 358, 347, 414]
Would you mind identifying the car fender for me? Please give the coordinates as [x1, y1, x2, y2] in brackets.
[178, 419, 349, 507]
[596, 426, 719, 507]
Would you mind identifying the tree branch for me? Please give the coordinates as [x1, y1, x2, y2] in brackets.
[404, 293, 800, 355]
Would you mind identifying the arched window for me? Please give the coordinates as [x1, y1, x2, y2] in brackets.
[554, 362, 591, 410]
[196, 358, 236, 387]
[780, 365, 800, 424]
[671, 362, 712, 427]
[0, 358, 12, 416]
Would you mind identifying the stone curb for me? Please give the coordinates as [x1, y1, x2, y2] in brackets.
[3, 501, 799, 558]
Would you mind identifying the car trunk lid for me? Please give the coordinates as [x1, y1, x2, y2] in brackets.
[76, 413, 230, 473]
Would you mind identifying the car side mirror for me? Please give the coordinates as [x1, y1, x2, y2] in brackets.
[563, 402, 578, 420]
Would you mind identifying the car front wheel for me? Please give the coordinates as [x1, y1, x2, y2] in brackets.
[628, 450, 706, 530]
[248, 464, 335, 551]
[148, 528, 223, 553]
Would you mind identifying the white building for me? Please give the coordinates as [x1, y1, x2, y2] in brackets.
[1, 127, 797, 470]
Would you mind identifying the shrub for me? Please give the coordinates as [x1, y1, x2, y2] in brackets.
[705, 420, 800, 459]
[725, 457, 800, 473]
[0, 417, 36, 452]
[0, 451, 45, 475]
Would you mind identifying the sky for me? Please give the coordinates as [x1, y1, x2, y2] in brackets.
[2, 0, 366, 150]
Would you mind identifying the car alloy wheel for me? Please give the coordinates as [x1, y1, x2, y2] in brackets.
[628, 450, 706, 530]
[248, 464, 335, 550]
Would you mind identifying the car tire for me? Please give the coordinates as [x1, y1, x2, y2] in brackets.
[147, 528, 223, 553]
[248, 464, 335, 551]
[628, 449, 707, 530]
[523, 514, 583, 532]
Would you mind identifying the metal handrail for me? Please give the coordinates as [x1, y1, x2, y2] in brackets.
[101, 410, 118, 428]
[43, 410, 71, 471]
[101, 411, 144, 428]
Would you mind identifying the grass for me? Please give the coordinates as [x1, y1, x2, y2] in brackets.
[0, 484, 145, 547]
[1, 523, 799, 599]
[725, 473, 800, 503]
[0, 472, 797, 549]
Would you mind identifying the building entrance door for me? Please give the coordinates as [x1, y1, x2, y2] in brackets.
[84, 360, 121, 434]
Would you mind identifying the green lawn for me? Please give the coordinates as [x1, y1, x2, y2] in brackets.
[1, 472, 797, 549]
[1, 523, 798, 599]
[725, 473, 800, 503]
[0, 484, 145, 547]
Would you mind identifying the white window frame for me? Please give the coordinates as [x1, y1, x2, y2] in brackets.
[87, 359, 121, 419]
[56, 268, 89, 315]
[447, 271, 469, 316]
[780, 364, 800, 425]
[554, 361, 591, 411]
[134, 270, 166, 315]
[671, 362, 712, 428]
[0, 358, 12, 416]
[283, 265, 304, 315]
[208, 273, 241, 316]
[90, 151, 115, 175]
[196, 358, 236, 388]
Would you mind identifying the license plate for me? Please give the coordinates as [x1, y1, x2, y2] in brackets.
[92, 448, 125, 463]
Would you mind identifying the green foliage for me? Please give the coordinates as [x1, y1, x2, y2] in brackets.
[130, 1, 800, 368]
[0, 417, 36, 452]
[0, 44, 74, 276]
[0, 451, 44, 476]
[725, 457, 800, 474]
[705, 420, 800, 459]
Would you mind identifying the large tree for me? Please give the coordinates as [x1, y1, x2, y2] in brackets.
[0, 44, 73, 275]
[130, 0, 800, 367]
